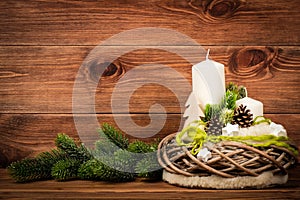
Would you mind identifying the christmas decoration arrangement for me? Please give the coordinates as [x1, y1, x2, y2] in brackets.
[7, 49, 298, 189]
[8, 123, 162, 183]
[157, 50, 298, 189]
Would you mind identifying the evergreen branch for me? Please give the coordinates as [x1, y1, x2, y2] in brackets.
[55, 133, 92, 162]
[128, 140, 162, 179]
[93, 139, 119, 159]
[113, 149, 135, 173]
[203, 103, 223, 122]
[127, 140, 156, 153]
[225, 90, 237, 110]
[51, 158, 81, 181]
[135, 156, 162, 180]
[99, 123, 129, 149]
[78, 159, 135, 182]
[8, 126, 162, 183]
[8, 149, 66, 183]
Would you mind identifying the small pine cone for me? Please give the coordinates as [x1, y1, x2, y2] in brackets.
[205, 116, 223, 136]
[232, 104, 253, 128]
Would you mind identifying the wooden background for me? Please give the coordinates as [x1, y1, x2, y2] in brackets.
[0, 0, 299, 168]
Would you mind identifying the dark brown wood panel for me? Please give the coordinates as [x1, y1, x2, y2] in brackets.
[0, 113, 299, 167]
[0, 0, 299, 45]
[1, 167, 300, 199]
[0, 46, 299, 114]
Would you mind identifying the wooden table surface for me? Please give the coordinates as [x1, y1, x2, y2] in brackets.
[1, 167, 299, 199]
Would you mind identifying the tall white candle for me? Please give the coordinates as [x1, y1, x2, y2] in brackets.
[192, 50, 225, 110]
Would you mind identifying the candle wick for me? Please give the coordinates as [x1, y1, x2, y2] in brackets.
[245, 87, 248, 97]
[206, 49, 210, 60]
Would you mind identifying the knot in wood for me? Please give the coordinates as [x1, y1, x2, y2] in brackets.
[88, 61, 124, 83]
[228, 47, 278, 80]
[203, 0, 243, 20]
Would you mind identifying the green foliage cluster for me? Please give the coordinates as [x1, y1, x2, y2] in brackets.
[7, 123, 162, 183]
[226, 82, 247, 100]
[202, 82, 246, 124]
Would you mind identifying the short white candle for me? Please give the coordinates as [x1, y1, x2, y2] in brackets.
[192, 49, 225, 110]
[236, 97, 263, 119]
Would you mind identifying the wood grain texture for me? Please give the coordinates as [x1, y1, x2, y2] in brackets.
[0, 46, 299, 114]
[0, 113, 299, 167]
[0, 0, 299, 45]
[1, 167, 300, 199]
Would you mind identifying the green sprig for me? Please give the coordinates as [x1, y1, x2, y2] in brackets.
[202, 82, 247, 123]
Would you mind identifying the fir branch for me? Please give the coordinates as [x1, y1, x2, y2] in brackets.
[93, 139, 118, 159]
[78, 159, 135, 182]
[225, 90, 237, 110]
[8, 149, 66, 183]
[55, 133, 92, 162]
[8, 126, 163, 183]
[127, 140, 156, 153]
[99, 123, 129, 149]
[135, 156, 162, 180]
[203, 103, 223, 122]
[113, 149, 135, 173]
[128, 140, 162, 179]
[51, 158, 81, 181]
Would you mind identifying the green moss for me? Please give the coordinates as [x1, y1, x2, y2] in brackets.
[218, 135, 298, 155]
[177, 129, 298, 156]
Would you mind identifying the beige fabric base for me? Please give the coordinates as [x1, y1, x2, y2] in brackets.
[163, 170, 288, 189]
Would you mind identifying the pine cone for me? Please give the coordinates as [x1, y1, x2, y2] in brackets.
[232, 104, 253, 128]
[205, 116, 223, 136]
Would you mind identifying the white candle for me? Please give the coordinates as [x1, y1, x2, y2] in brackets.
[236, 97, 263, 119]
[192, 49, 225, 110]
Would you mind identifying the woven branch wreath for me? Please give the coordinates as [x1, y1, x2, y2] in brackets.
[158, 133, 297, 178]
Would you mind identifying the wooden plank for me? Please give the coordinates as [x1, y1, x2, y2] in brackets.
[0, 0, 299, 45]
[0, 113, 299, 167]
[0, 168, 300, 199]
[0, 46, 299, 114]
